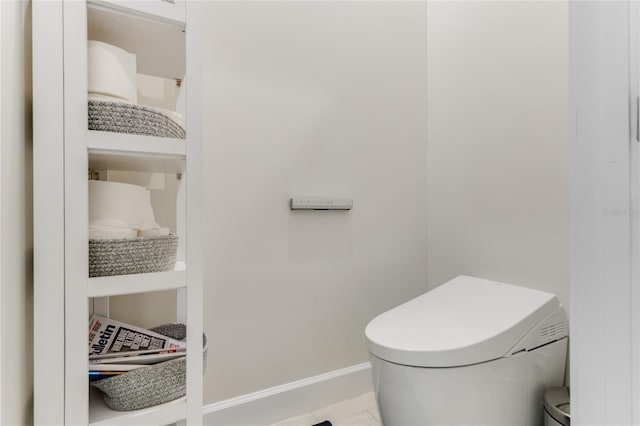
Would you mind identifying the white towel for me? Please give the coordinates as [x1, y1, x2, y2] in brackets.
[90, 218, 132, 228]
[88, 219, 170, 239]
[88, 93, 134, 105]
[89, 181, 157, 229]
[89, 226, 137, 240]
[88, 40, 137, 103]
[138, 228, 171, 237]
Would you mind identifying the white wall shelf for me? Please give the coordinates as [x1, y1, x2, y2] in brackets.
[88, 131, 186, 173]
[88, 261, 187, 298]
[88, 131, 186, 156]
[89, 388, 186, 426]
[34, 1, 203, 424]
[89, 150, 186, 174]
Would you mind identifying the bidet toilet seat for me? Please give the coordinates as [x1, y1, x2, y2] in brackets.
[366, 276, 569, 426]
[365, 275, 568, 368]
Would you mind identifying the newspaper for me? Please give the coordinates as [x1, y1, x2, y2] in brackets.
[89, 315, 186, 360]
[89, 351, 186, 365]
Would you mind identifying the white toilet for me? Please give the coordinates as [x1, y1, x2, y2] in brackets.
[365, 276, 568, 426]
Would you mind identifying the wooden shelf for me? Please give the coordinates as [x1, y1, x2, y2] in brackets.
[88, 131, 186, 173]
[87, 1, 185, 80]
[89, 387, 186, 426]
[88, 261, 187, 298]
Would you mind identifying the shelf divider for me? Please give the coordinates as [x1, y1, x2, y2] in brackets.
[88, 261, 187, 297]
[88, 130, 186, 156]
[88, 131, 186, 173]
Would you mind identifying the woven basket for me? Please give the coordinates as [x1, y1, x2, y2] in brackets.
[90, 324, 208, 411]
[89, 234, 178, 277]
[88, 99, 186, 139]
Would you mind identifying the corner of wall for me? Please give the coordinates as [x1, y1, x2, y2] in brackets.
[0, 1, 34, 424]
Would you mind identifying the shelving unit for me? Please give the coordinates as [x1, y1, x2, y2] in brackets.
[33, 0, 202, 424]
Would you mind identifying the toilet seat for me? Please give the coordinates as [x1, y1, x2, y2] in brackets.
[365, 276, 567, 368]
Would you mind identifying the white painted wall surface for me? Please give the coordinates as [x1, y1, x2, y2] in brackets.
[571, 2, 634, 424]
[1, 3, 4, 420]
[0, 1, 33, 424]
[201, 1, 428, 403]
[426, 2, 570, 309]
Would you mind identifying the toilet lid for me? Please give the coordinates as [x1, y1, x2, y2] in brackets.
[365, 275, 560, 367]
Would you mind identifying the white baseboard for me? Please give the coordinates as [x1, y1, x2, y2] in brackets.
[203, 362, 373, 426]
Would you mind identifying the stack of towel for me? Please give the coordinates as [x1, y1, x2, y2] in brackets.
[89, 180, 170, 240]
[87, 40, 184, 128]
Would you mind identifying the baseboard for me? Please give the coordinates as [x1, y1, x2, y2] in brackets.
[202, 362, 373, 426]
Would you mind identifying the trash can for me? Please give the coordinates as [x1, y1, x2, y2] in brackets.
[544, 387, 570, 426]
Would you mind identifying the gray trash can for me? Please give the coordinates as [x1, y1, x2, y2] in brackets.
[544, 387, 570, 426]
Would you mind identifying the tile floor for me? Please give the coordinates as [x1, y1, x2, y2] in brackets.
[270, 392, 381, 426]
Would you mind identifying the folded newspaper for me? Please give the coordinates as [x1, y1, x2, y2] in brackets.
[89, 315, 186, 361]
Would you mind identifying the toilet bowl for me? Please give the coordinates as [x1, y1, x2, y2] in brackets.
[365, 276, 568, 426]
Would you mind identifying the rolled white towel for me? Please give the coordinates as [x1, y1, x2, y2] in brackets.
[137, 228, 171, 237]
[88, 93, 135, 105]
[89, 226, 137, 240]
[88, 40, 137, 103]
[89, 218, 132, 228]
[137, 221, 161, 230]
[89, 181, 157, 228]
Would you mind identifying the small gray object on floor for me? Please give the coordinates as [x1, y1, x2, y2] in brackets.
[90, 323, 208, 411]
[88, 99, 186, 139]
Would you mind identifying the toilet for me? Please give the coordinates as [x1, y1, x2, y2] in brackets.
[365, 276, 568, 426]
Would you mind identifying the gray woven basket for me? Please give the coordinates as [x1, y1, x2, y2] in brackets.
[88, 99, 186, 139]
[90, 324, 208, 411]
[89, 234, 178, 277]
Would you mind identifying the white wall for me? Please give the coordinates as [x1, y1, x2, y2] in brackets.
[571, 2, 635, 424]
[426, 2, 570, 309]
[201, 1, 428, 403]
[0, 1, 33, 424]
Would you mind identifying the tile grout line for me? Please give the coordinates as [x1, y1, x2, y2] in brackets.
[366, 408, 381, 424]
[274, 392, 379, 426]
